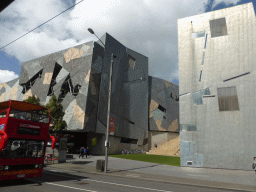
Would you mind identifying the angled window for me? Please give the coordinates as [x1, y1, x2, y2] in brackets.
[191, 31, 205, 38]
[204, 33, 208, 48]
[209, 17, 228, 38]
[199, 70, 203, 81]
[217, 86, 239, 111]
[192, 88, 210, 105]
[128, 55, 136, 69]
[158, 104, 166, 113]
[121, 137, 137, 144]
[180, 124, 197, 131]
[201, 52, 205, 65]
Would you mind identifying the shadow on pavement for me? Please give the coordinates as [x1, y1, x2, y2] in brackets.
[70, 161, 93, 165]
[108, 164, 159, 173]
[0, 179, 35, 187]
[20, 170, 90, 187]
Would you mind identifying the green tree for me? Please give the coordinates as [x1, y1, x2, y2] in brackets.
[46, 94, 67, 132]
[23, 95, 41, 105]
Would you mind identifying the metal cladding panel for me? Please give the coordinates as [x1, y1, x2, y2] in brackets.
[56, 68, 69, 84]
[0, 87, 6, 97]
[149, 76, 179, 132]
[19, 61, 43, 85]
[67, 115, 83, 130]
[61, 92, 76, 111]
[97, 33, 127, 128]
[30, 77, 48, 103]
[6, 78, 19, 88]
[84, 98, 97, 132]
[76, 93, 87, 111]
[16, 85, 24, 101]
[96, 33, 148, 141]
[96, 119, 106, 134]
[19, 66, 30, 85]
[178, 2, 256, 170]
[65, 55, 92, 86]
[123, 80, 148, 133]
[87, 69, 101, 102]
[91, 42, 104, 73]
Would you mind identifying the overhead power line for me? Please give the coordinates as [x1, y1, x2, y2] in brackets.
[0, 0, 85, 50]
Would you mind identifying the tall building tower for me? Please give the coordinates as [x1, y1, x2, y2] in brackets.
[178, 3, 256, 170]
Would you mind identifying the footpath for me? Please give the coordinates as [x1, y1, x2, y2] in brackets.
[44, 155, 256, 192]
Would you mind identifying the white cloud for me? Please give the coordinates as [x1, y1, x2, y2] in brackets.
[212, 0, 242, 9]
[0, 70, 19, 84]
[0, 0, 209, 83]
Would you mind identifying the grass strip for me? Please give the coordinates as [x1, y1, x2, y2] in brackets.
[109, 154, 180, 166]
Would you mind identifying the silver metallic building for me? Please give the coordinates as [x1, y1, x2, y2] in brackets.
[178, 2, 256, 170]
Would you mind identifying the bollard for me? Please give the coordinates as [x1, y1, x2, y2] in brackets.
[96, 160, 105, 172]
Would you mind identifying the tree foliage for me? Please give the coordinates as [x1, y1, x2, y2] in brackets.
[23, 95, 40, 105]
[46, 94, 67, 132]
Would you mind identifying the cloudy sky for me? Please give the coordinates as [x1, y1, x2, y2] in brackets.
[0, 0, 254, 84]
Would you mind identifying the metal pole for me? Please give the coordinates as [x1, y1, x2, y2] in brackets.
[105, 54, 113, 173]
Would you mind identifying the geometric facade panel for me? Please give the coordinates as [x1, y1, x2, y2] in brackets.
[149, 76, 179, 132]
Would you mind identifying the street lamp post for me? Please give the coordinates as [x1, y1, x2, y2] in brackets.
[88, 28, 114, 173]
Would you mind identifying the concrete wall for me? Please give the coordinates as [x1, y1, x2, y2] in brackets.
[178, 2, 256, 170]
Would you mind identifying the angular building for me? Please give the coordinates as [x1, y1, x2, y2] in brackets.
[0, 33, 149, 155]
[178, 2, 256, 170]
[148, 76, 179, 150]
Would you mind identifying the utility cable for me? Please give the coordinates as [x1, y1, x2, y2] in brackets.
[0, 0, 85, 50]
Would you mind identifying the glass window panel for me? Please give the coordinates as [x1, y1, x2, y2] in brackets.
[201, 52, 205, 65]
[217, 87, 239, 111]
[9, 110, 49, 123]
[0, 139, 45, 159]
[0, 110, 7, 118]
[191, 31, 205, 38]
[199, 71, 203, 81]
[180, 124, 197, 131]
[204, 33, 208, 48]
[192, 88, 210, 105]
[128, 55, 136, 69]
[209, 18, 228, 38]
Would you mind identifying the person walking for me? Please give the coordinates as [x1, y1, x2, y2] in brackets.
[79, 147, 84, 159]
[253, 157, 256, 173]
[86, 147, 89, 158]
[84, 147, 87, 158]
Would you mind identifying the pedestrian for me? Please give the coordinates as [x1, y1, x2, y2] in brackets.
[84, 147, 87, 158]
[253, 157, 256, 172]
[79, 147, 84, 159]
[86, 147, 89, 158]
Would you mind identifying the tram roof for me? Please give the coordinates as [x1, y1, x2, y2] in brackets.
[0, 100, 49, 112]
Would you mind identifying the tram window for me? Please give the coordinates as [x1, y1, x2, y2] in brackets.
[0, 111, 7, 119]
